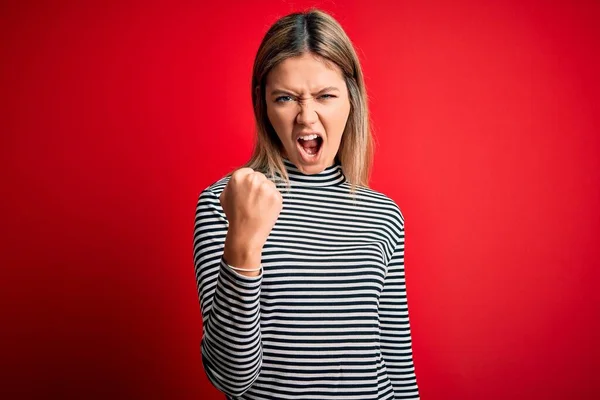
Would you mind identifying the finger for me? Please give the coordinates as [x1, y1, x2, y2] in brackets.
[231, 167, 254, 184]
[247, 170, 267, 187]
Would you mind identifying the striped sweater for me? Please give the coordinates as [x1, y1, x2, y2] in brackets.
[193, 158, 420, 399]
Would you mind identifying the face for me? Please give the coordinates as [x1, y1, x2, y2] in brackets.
[264, 52, 351, 175]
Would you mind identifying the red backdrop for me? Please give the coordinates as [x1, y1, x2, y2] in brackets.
[2, 0, 599, 399]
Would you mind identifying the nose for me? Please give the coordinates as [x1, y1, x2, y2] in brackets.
[295, 97, 318, 126]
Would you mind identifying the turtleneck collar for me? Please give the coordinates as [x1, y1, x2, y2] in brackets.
[279, 157, 346, 187]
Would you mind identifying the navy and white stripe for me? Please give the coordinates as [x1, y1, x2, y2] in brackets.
[193, 158, 420, 399]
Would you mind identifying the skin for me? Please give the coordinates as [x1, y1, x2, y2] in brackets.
[221, 167, 282, 277]
[264, 52, 351, 175]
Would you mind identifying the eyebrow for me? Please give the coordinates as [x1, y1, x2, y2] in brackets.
[270, 86, 340, 96]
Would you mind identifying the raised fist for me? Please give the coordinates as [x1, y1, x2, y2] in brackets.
[219, 168, 283, 269]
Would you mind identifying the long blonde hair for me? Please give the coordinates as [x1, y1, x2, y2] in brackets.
[228, 8, 374, 194]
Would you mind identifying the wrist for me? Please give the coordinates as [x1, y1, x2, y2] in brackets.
[223, 235, 263, 269]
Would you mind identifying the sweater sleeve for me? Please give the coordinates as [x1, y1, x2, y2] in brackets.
[379, 223, 420, 399]
[193, 187, 263, 398]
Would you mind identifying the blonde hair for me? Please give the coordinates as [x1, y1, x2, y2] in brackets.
[228, 8, 374, 194]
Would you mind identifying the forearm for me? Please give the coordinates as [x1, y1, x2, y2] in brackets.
[201, 256, 263, 397]
[380, 225, 420, 399]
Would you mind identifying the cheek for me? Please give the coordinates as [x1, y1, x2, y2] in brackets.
[267, 107, 287, 138]
[322, 103, 351, 134]
[267, 107, 293, 140]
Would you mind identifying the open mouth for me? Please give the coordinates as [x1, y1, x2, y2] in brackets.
[297, 134, 323, 159]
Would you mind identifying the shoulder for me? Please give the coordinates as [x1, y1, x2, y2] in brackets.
[204, 175, 231, 198]
[350, 184, 405, 232]
[195, 175, 232, 208]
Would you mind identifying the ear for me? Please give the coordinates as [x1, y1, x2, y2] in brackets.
[254, 85, 260, 100]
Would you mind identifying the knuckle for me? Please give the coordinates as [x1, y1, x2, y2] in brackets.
[232, 167, 253, 182]
[248, 173, 262, 186]
[259, 180, 272, 193]
[253, 171, 267, 182]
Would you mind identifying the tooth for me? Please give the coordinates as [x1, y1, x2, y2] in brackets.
[299, 134, 318, 140]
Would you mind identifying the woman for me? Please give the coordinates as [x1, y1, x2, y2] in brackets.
[193, 9, 420, 400]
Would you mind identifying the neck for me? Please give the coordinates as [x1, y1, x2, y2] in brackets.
[279, 156, 346, 187]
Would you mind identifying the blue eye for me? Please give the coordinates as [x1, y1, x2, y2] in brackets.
[275, 95, 293, 103]
[275, 94, 336, 103]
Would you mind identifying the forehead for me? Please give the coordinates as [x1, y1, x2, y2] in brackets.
[266, 53, 345, 89]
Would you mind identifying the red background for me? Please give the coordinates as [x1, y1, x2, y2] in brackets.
[2, 0, 599, 399]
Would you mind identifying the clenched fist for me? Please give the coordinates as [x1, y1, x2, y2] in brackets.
[219, 168, 283, 274]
